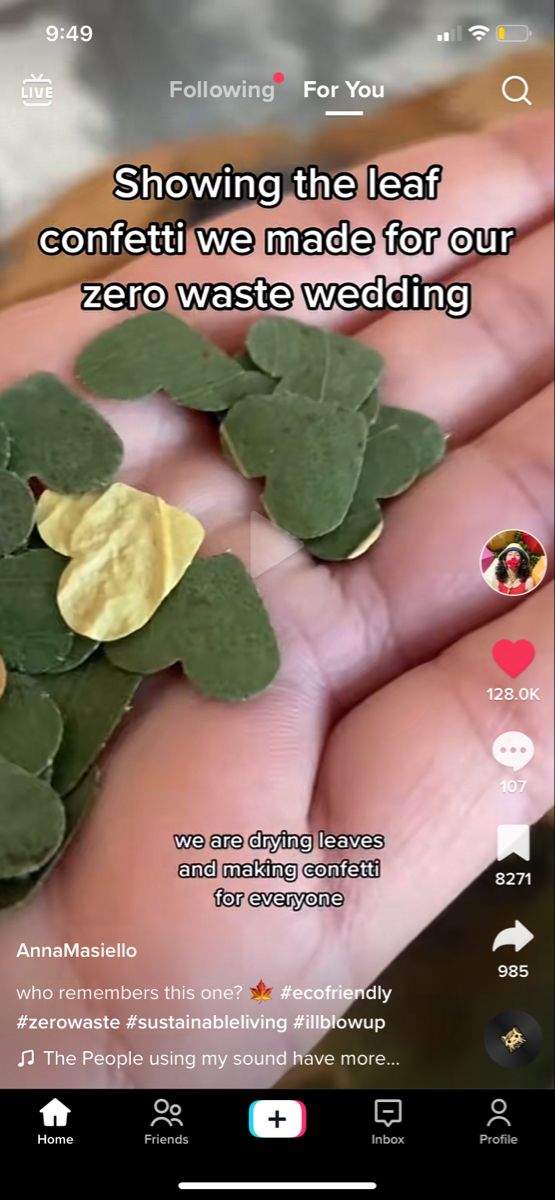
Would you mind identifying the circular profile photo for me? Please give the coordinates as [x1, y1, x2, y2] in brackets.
[480, 530, 548, 597]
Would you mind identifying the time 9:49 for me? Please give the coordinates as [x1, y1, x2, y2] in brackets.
[46, 25, 93, 41]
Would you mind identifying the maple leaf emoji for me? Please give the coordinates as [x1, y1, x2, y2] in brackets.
[250, 979, 273, 1002]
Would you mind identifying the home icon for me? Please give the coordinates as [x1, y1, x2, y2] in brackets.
[40, 1098, 71, 1127]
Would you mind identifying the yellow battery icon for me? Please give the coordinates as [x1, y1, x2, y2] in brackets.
[497, 24, 532, 41]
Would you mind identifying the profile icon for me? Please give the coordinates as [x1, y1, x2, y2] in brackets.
[486, 1098, 511, 1127]
[480, 530, 547, 596]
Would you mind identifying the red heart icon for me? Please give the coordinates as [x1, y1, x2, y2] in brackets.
[492, 639, 535, 678]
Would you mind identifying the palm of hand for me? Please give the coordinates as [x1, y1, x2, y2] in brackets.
[1, 115, 553, 1088]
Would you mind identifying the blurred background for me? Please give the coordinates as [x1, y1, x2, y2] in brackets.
[4, 1, 555, 230]
[0, 0, 553, 1088]
[0, 1, 553, 246]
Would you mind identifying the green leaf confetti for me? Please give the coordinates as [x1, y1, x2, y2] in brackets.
[0, 767, 101, 910]
[0, 757, 66, 880]
[35, 654, 141, 796]
[362, 403, 449, 477]
[306, 419, 418, 561]
[0, 373, 123, 493]
[0, 470, 35, 555]
[42, 634, 99, 675]
[0, 315, 449, 909]
[107, 554, 280, 701]
[307, 405, 444, 561]
[377, 404, 447, 475]
[0, 674, 63, 775]
[0, 548, 73, 673]
[221, 393, 367, 539]
[247, 317, 383, 411]
[76, 312, 265, 412]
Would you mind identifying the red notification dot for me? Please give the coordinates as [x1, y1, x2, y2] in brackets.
[273, 72, 285, 84]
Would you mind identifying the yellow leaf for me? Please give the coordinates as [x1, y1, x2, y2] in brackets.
[36, 490, 100, 555]
[37, 484, 204, 641]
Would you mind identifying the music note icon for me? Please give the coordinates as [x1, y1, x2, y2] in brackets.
[18, 1049, 34, 1068]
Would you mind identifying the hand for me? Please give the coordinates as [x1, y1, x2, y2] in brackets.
[1, 113, 552, 1088]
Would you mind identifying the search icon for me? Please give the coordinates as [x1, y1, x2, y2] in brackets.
[502, 75, 532, 105]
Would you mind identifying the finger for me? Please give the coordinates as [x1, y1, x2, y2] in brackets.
[1, 224, 552, 568]
[6, 220, 551, 538]
[0, 113, 552, 383]
[4, 220, 552, 505]
[240, 384, 552, 708]
[98, 112, 555, 346]
[96, 382, 554, 712]
[118, 408, 263, 531]
[313, 583, 553, 983]
[359, 221, 554, 443]
[334, 384, 553, 701]
[150, 220, 553, 473]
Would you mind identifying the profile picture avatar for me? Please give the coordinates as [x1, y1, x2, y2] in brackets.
[480, 530, 547, 596]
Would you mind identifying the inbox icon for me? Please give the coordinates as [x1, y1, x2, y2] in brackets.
[374, 1098, 403, 1127]
[249, 1099, 306, 1138]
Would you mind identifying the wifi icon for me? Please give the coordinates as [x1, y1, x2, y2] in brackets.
[468, 24, 490, 40]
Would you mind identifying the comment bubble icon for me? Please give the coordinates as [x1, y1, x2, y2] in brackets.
[374, 1098, 402, 1128]
[492, 731, 534, 772]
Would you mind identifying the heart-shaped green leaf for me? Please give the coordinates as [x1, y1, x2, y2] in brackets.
[0, 374, 123, 493]
[35, 654, 141, 795]
[247, 317, 383, 411]
[0, 470, 35, 555]
[357, 416, 420, 498]
[0, 548, 73, 672]
[0, 674, 63, 775]
[0, 757, 66, 879]
[221, 393, 367, 539]
[107, 554, 280, 701]
[76, 312, 266, 412]
[366, 402, 446, 475]
[307, 404, 445, 561]
[306, 421, 418, 561]
[0, 766, 100, 909]
[306, 500, 384, 562]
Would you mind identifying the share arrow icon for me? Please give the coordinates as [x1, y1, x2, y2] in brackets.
[492, 920, 534, 953]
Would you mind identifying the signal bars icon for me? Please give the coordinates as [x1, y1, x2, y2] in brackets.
[437, 26, 463, 41]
